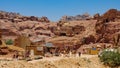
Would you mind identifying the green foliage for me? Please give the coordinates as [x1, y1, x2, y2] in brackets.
[15, 35, 31, 48]
[99, 50, 120, 67]
[5, 39, 13, 45]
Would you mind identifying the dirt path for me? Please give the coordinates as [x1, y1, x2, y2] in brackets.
[28, 54, 98, 63]
[0, 55, 117, 68]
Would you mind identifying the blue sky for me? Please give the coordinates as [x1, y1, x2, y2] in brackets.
[0, 0, 120, 21]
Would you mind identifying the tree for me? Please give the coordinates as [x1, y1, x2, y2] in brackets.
[99, 50, 120, 68]
[14, 35, 31, 49]
[5, 39, 13, 45]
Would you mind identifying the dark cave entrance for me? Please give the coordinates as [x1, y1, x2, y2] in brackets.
[60, 33, 66, 36]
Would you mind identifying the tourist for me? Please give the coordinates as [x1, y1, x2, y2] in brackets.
[13, 51, 19, 60]
[78, 52, 81, 57]
[26, 50, 30, 58]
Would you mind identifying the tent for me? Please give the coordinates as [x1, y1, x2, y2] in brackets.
[45, 42, 55, 47]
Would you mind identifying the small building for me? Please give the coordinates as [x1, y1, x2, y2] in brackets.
[26, 45, 44, 56]
[44, 42, 56, 54]
[14, 36, 46, 56]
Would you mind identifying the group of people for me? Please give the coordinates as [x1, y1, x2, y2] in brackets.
[13, 51, 19, 59]
[58, 50, 82, 57]
[13, 50, 31, 60]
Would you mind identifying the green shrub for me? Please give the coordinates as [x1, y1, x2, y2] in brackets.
[99, 50, 120, 67]
[5, 39, 13, 45]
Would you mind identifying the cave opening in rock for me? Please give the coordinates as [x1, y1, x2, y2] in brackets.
[60, 33, 66, 36]
[76, 32, 79, 34]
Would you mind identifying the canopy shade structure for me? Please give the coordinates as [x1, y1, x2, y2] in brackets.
[44, 42, 55, 47]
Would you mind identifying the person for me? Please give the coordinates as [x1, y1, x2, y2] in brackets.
[13, 53, 16, 59]
[78, 52, 81, 57]
[13, 51, 19, 60]
[16, 51, 19, 59]
[69, 51, 72, 57]
[76, 51, 79, 57]
[25, 50, 30, 58]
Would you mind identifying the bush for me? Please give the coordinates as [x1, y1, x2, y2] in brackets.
[5, 39, 13, 45]
[99, 50, 120, 67]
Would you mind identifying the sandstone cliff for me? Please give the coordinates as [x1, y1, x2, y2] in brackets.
[0, 9, 120, 46]
[0, 11, 56, 42]
[48, 9, 120, 46]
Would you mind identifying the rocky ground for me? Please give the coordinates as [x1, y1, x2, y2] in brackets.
[0, 55, 114, 68]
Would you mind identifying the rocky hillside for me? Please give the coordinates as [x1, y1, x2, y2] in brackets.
[0, 9, 120, 46]
[95, 9, 120, 44]
[60, 13, 92, 22]
[48, 9, 120, 46]
[0, 11, 56, 42]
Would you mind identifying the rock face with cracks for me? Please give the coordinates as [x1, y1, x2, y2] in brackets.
[0, 11, 55, 42]
[0, 9, 120, 46]
[95, 9, 120, 43]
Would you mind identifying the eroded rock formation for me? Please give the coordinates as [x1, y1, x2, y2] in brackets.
[0, 11, 50, 23]
[0, 9, 120, 46]
[95, 9, 120, 43]
[60, 13, 92, 22]
[0, 11, 55, 42]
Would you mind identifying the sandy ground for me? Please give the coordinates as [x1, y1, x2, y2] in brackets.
[0, 55, 119, 68]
